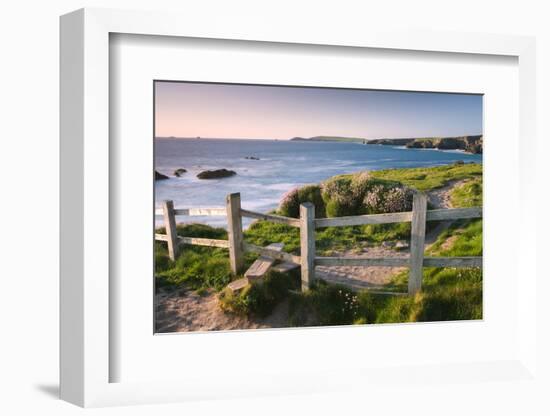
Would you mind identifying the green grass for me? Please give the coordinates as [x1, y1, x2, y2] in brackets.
[369, 162, 482, 191]
[243, 220, 412, 257]
[155, 223, 236, 291]
[450, 177, 483, 207]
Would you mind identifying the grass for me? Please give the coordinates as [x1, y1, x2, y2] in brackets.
[450, 177, 483, 207]
[369, 162, 482, 191]
[244, 220, 412, 256]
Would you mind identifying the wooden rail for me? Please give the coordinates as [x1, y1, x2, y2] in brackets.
[314, 206, 482, 228]
[154, 207, 226, 216]
[243, 242, 301, 265]
[155, 191, 482, 296]
[241, 209, 300, 227]
[315, 256, 481, 268]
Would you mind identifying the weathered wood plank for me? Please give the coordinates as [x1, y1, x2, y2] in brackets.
[314, 256, 481, 268]
[178, 237, 229, 248]
[240, 209, 300, 227]
[300, 203, 316, 291]
[226, 193, 244, 275]
[315, 211, 413, 228]
[155, 207, 226, 216]
[176, 207, 226, 216]
[162, 200, 179, 261]
[154, 233, 169, 242]
[272, 262, 300, 273]
[408, 193, 428, 295]
[423, 256, 482, 267]
[243, 243, 301, 265]
[226, 277, 249, 294]
[426, 207, 482, 221]
[315, 257, 409, 267]
[244, 243, 284, 282]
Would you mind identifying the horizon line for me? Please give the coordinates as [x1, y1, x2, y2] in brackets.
[154, 133, 483, 141]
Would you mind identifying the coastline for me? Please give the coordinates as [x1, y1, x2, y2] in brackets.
[155, 160, 483, 231]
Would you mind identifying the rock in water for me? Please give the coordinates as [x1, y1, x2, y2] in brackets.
[155, 170, 169, 180]
[196, 169, 236, 179]
[174, 168, 187, 177]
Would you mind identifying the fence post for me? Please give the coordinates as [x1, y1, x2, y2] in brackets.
[162, 200, 179, 261]
[300, 202, 316, 291]
[226, 193, 244, 275]
[408, 192, 428, 295]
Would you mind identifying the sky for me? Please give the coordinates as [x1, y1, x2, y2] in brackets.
[154, 81, 482, 140]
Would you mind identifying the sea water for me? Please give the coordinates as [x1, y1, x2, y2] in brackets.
[155, 138, 482, 228]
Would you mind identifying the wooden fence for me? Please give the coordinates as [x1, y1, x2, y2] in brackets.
[155, 192, 482, 295]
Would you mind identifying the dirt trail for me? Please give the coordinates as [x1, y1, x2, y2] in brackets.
[316, 180, 468, 288]
[156, 289, 290, 333]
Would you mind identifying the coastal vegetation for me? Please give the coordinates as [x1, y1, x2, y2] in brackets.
[155, 163, 483, 328]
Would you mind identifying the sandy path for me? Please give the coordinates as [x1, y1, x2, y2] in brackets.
[316, 180, 467, 288]
[156, 289, 290, 333]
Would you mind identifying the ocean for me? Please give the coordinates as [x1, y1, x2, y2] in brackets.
[155, 138, 482, 228]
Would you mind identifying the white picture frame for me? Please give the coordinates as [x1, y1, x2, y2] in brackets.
[60, 8, 538, 408]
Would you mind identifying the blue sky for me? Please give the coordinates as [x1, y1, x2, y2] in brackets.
[155, 81, 482, 140]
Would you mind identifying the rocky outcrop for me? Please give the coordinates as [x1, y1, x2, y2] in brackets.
[174, 168, 187, 177]
[395, 135, 483, 154]
[196, 169, 236, 179]
[367, 138, 414, 146]
[155, 170, 169, 180]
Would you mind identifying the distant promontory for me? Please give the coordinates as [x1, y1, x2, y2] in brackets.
[290, 135, 483, 154]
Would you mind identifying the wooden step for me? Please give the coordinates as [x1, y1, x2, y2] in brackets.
[244, 242, 284, 282]
[271, 262, 300, 273]
[226, 277, 249, 293]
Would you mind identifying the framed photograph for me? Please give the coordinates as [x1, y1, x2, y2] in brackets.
[60, 8, 538, 408]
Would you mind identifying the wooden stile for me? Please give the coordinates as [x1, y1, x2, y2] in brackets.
[408, 193, 428, 295]
[226, 193, 244, 275]
[300, 202, 316, 291]
[244, 242, 284, 282]
[162, 200, 179, 261]
[243, 243, 301, 265]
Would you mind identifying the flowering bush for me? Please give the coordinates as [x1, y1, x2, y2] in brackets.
[363, 184, 414, 214]
[279, 172, 414, 219]
[321, 176, 357, 217]
[278, 184, 325, 218]
[320, 171, 414, 216]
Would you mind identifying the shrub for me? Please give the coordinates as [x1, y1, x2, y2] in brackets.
[321, 176, 358, 217]
[278, 185, 326, 218]
[289, 280, 360, 326]
[367, 185, 414, 213]
[321, 172, 414, 217]
[219, 270, 299, 317]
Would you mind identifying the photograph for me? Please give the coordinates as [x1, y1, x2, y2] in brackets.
[153, 81, 483, 333]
